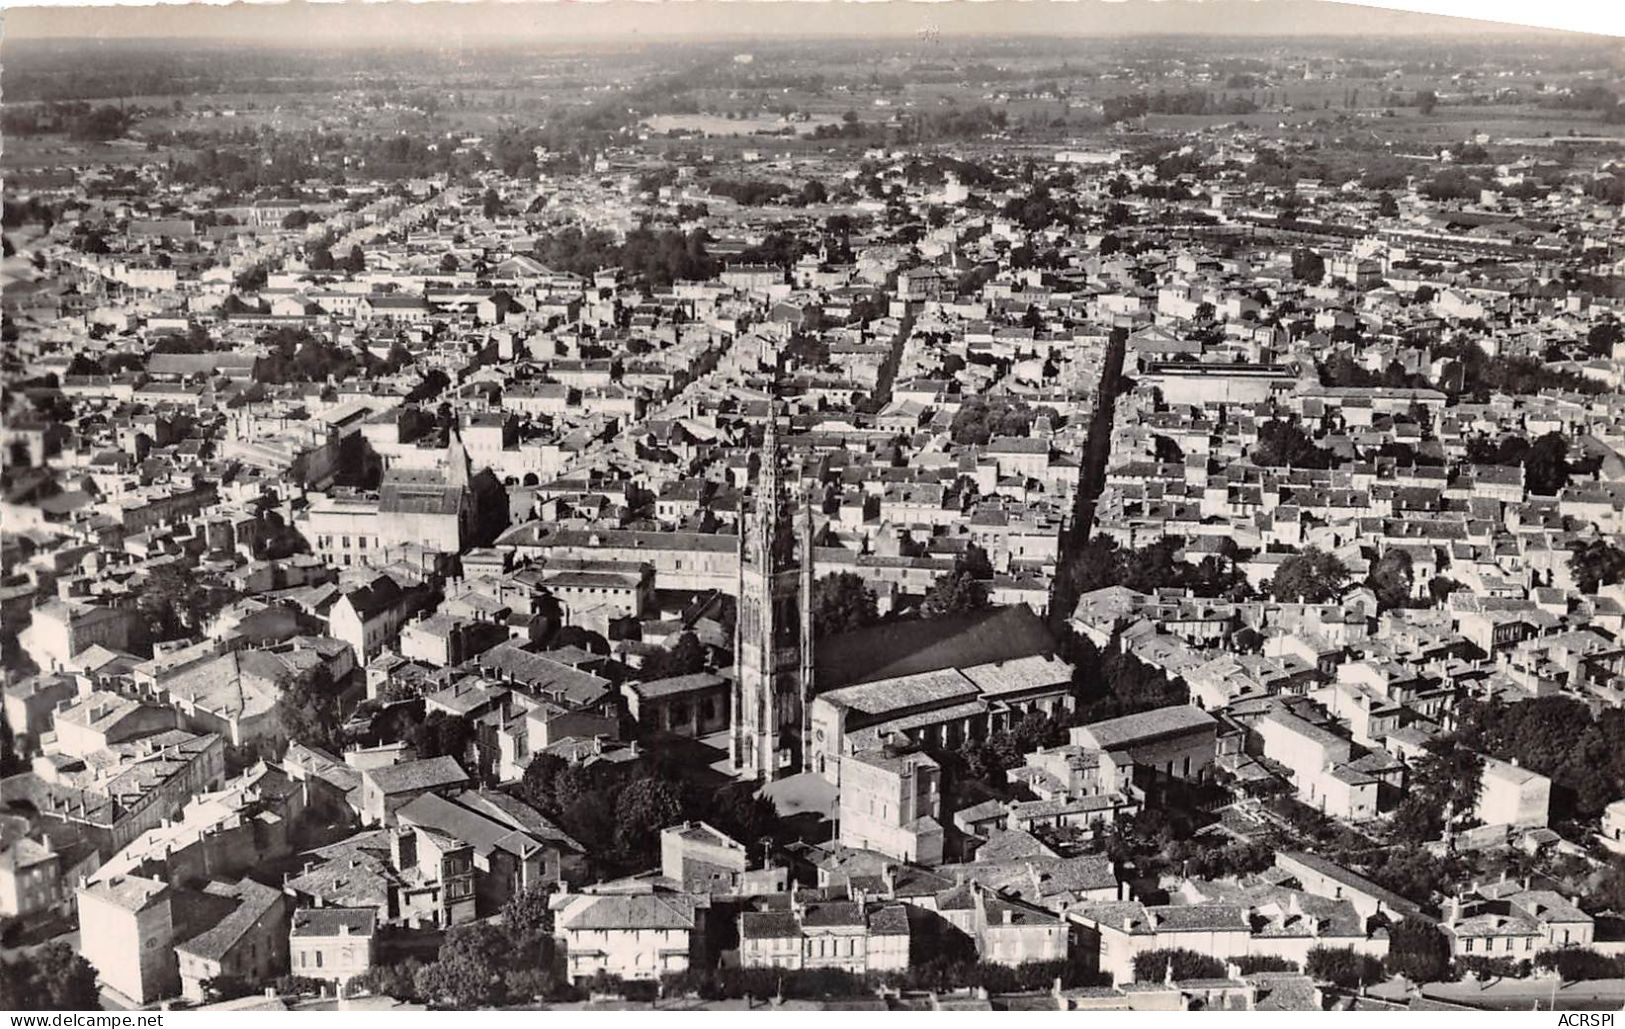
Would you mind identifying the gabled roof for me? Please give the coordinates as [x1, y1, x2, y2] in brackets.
[362, 755, 470, 796]
[814, 604, 1055, 692]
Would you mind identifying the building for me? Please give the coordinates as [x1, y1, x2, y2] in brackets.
[938, 883, 1070, 966]
[838, 746, 944, 866]
[1256, 703, 1376, 821]
[660, 821, 747, 891]
[551, 891, 707, 983]
[395, 790, 566, 913]
[77, 875, 178, 1004]
[0, 835, 81, 920]
[19, 600, 142, 673]
[329, 575, 433, 663]
[1476, 757, 1551, 829]
[289, 907, 377, 988]
[174, 879, 289, 1003]
[738, 899, 910, 973]
[359, 756, 472, 826]
[48, 692, 177, 759]
[1070, 880, 1387, 985]
[1069, 705, 1218, 784]
[731, 401, 816, 780]
[623, 673, 731, 740]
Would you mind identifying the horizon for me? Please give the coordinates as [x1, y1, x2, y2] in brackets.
[4, 0, 1613, 48]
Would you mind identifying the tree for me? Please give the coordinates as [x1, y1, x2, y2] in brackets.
[137, 561, 239, 644]
[1366, 549, 1414, 611]
[1306, 946, 1385, 989]
[1227, 955, 1298, 976]
[411, 711, 472, 762]
[1269, 548, 1351, 603]
[614, 777, 684, 863]
[1415, 89, 1438, 115]
[1428, 576, 1465, 606]
[1252, 419, 1331, 469]
[811, 572, 879, 638]
[276, 665, 345, 753]
[921, 570, 988, 618]
[1131, 948, 1224, 983]
[1571, 540, 1625, 594]
[439, 253, 460, 273]
[1523, 431, 1570, 496]
[641, 631, 706, 680]
[306, 244, 334, 272]
[1384, 920, 1451, 983]
[482, 188, 502, 219]
[199, 974, 256, 1003]
[415, 923, 511, 1008]
[0, 942, 100, 1010]
[501, 882, 558, 968]
[949, 395, 1040, 446]
[1377, 192, 1399, 217]
[1, 710, 24, 776]
[353, 960, 425, 1003]
[1534, 948, 1623, 983]
[519, 753, 569, 813]
[1291, 248, 1325, 284]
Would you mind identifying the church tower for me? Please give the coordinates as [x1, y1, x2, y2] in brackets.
[732, 399, 816, 781]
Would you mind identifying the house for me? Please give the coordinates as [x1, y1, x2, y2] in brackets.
[76, 875, 181, 1004]
[0, 834, 90, 921]
[660, 821, 747, 892]
[1475, 757, 1550, 829]
[48, 692, 177, 759]
[738, 898, 910, 973]
[329, 576, 433, 662]
[359, 756, 472, 827]
[1069, 705, 1218, 784]
[395, 790, 565, 913]
[1272, 852, 1424, 924]
[289, 907, 377, 988]
[938, 884, 1069, 967]
[551, 891, 707, 983]
[174, 879, 289, 1003]
[19, 601, 142, 673]
[1070, 879, 1387, 985]
[79, 873, 287, 1006]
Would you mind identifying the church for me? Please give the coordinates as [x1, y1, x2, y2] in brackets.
[725, 403, 1074, 785]
[729, 401, 815, 781]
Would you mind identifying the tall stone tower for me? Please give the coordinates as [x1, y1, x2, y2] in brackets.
[731, 399, 816, 781]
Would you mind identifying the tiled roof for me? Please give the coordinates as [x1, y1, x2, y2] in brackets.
[362, 755, 470, 796]
[290, 907, 377, 938]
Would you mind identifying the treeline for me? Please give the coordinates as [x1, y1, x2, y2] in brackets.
[663, 955, 1105, 1001]
[1, 101, 134, 140]
[1433, 340, 1607, 399]
[1103, 90, 1260, 123]
[1456, 695, 1625, 822]
[704, 178, 795, 206]
[1058, 535, 1250, 606]
[532, 226, 716, 286]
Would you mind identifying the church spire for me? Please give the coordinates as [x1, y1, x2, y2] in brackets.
[757, 394, 781, 570]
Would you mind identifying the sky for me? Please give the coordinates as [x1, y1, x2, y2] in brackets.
[5, 0, 1622, 46]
